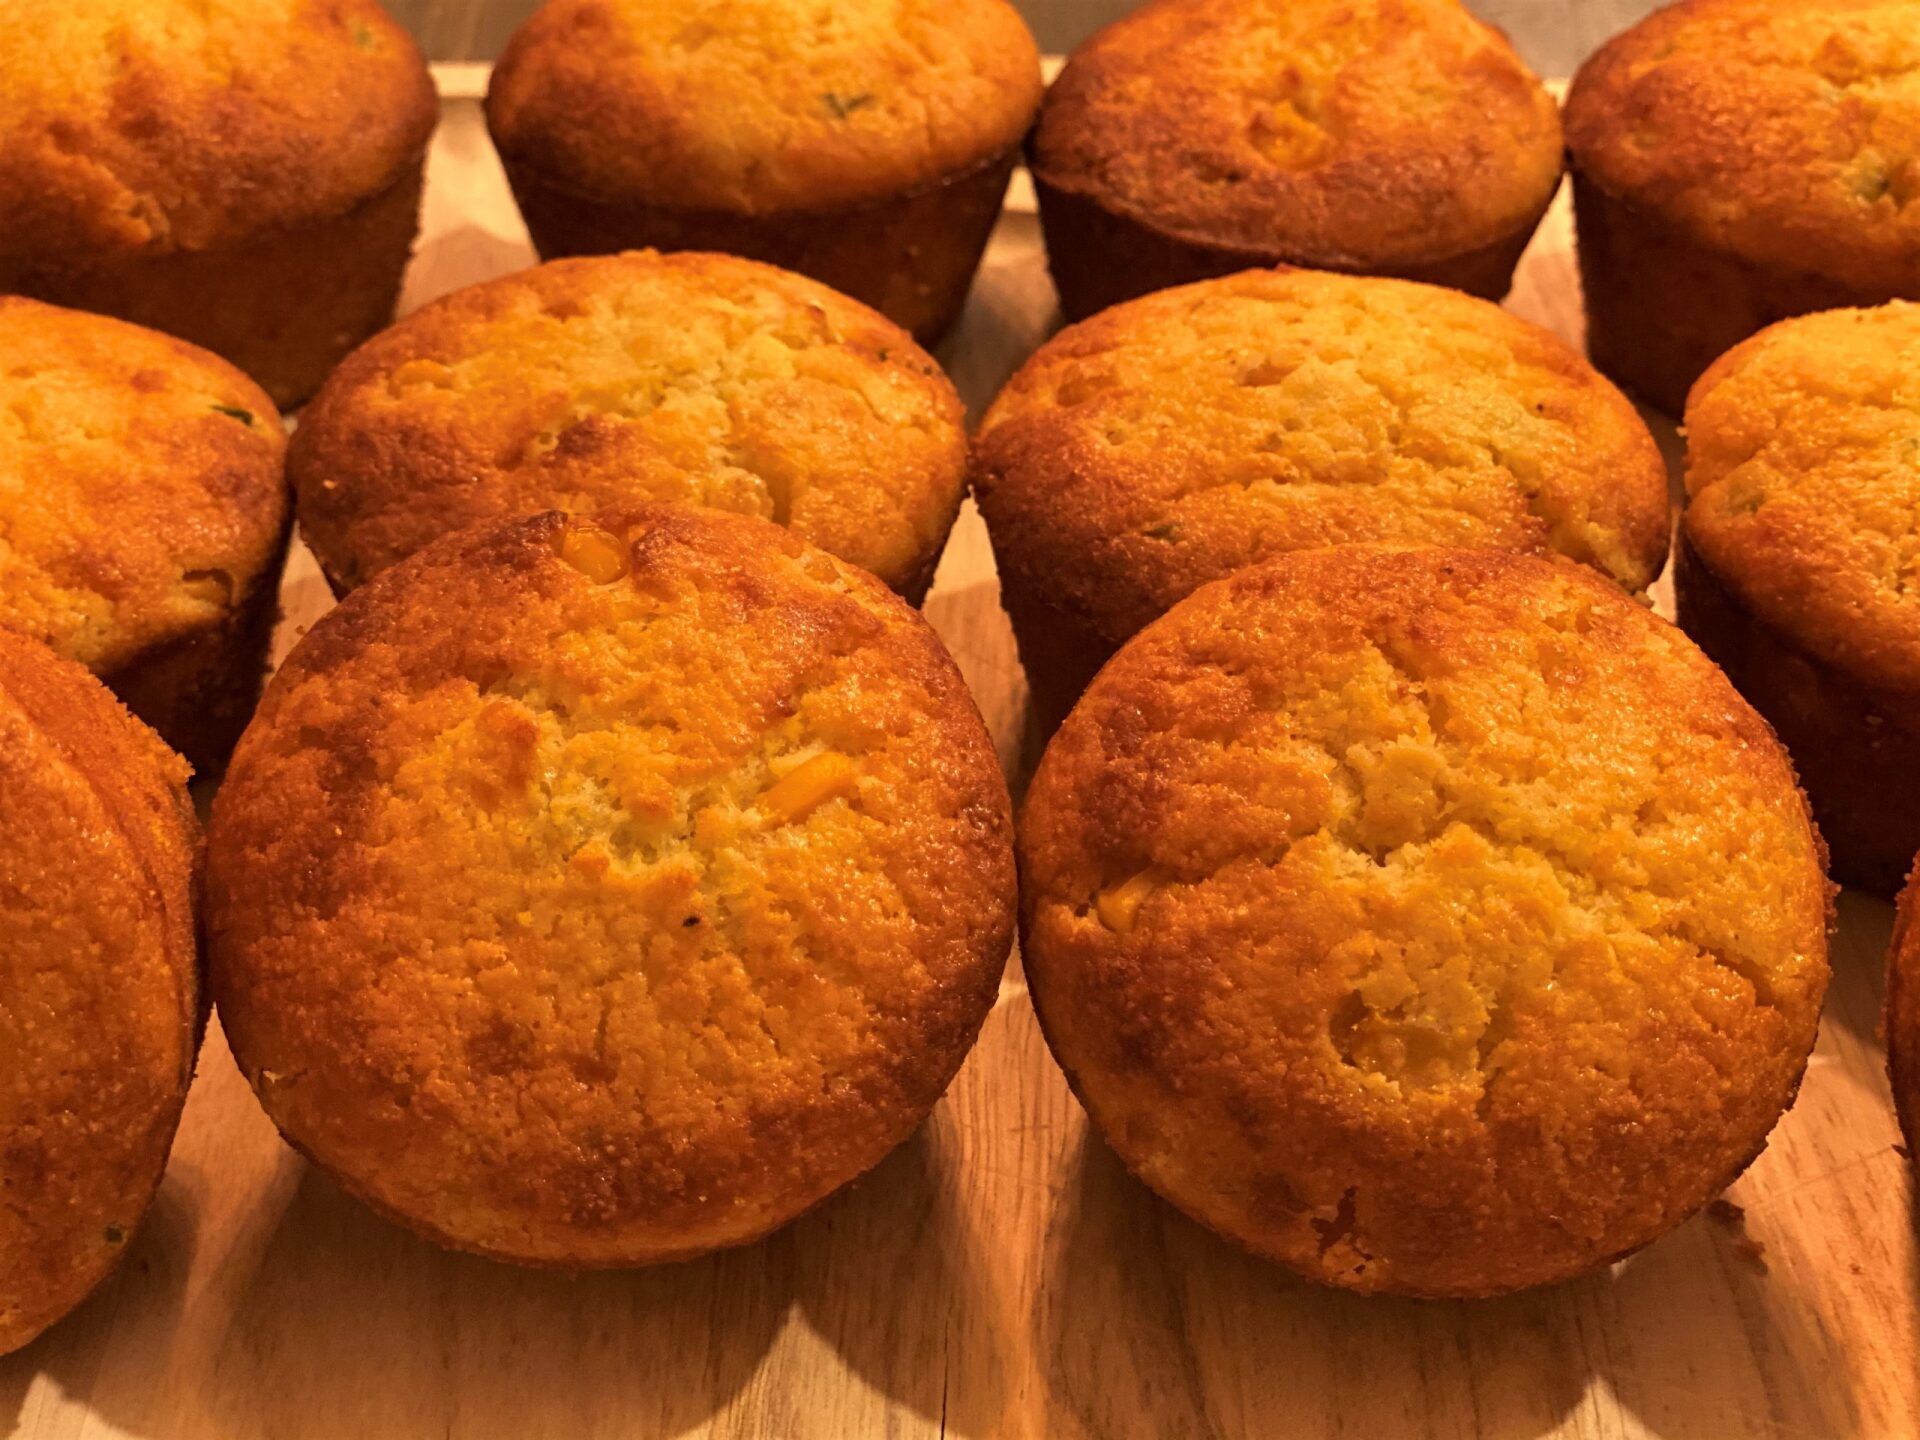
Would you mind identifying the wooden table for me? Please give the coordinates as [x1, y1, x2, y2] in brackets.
[4, 72, 1913, 1440]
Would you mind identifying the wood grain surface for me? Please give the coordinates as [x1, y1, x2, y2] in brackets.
[4, 79, 1914, 1440]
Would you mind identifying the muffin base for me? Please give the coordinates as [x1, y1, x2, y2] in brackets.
[498, 149, 1020, 347]
[1888, 873, 1920, 1161]
[995, 564, 1120, 737]
[1674, 536, 1920, 897]
[1031, 175, 1549, 321]
[3, 160, 427, 410]
[104, 526, 291, 775]
[1572, 173, 1902, 417]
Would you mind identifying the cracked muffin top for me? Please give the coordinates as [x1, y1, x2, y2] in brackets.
[973, 269, 1669, 649]
[1567, 0, 1920, 293]
[486, 0, 1042, 214]
[1030, 0, 1562, 266]
[0, 298, 288, 676]
[0, 0, 435, 266]
[1019, 545, 1829, 1296]
[206, 503, 1015, 1266]
[291, 251, 967, 599]
[1684, 301, 1920, 696]
[0, 631, 198, 1355]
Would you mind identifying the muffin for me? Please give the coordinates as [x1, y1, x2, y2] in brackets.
[1676, 302, 1920, 896]
[484, 0, 1043, 344]
[1019, 546, 1831, 1297]
[0, 298, 291, 770]
[1890, 865, 1920, 1158]
[206, 504, 1016, 1265]
[1567, 0, 1920, 416]
[0, 0, 437, 408]
[291, 250, 968, 601]
[1028, 0, 1563, 321]
[0, 631, 200, 1355]
[972, 268, 1670, 730]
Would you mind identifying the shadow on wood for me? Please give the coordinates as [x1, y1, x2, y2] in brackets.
[0, 1182, 198, 1436]
[177, 1162, 789, 1439]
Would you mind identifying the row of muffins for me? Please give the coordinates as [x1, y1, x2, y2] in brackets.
[3, 244, 1912, 1340]
[12, 0, 1920, 425]
[5, 0, 1920, 1355]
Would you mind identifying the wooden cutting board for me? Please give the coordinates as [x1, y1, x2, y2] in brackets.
[4, 74, 1912, 1440]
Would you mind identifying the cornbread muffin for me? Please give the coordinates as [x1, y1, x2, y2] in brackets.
[973, 269, 1670, 729]
[1675, 302, 1920, 896]
[0, 298, 291, 769]
[1567, 0, 1920, 415]
[0, 0, 437, 407]
[485, 0, 1042, 343]
[1020, 546, 1831, 1297]
[206, 504, 1015, 1265]
[1029, 0, 1563, 321]
[0, 631, 200, 1355]
[292, 251, 967, 601]
[1890, 866, 1920, 1157]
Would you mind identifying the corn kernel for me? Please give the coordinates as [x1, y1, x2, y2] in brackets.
[556, 526, 629, 584]
[180, 568, 232, 607]
[759, 751, 856, 825]
[1096, 868, 1164, 933]
[389, 358, 453, 390]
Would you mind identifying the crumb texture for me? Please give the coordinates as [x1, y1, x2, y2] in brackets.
[1685, 301, 1920, 695]
[292, 251, 966, 596]
[974, 269, 1669, 647]
[0, 0, 435, 264]
[0, 298, 287, 673]
[0, 631, 198, 1355]
[486, 0, 1042, 213]
[1568, 0, 1920, 291]
[207, 505, 1015, 1265]
[1019, 546, 1829, 1296]
[1030, 0, 1562, 263]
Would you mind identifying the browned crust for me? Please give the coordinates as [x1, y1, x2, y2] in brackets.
[103, 522, 290, 774]
[0, 298, 291, 758]
[0, 0, 436, 265]
[289, 250, 968, 599]
[1571, 172, 1901, 417]
[1019, 545, 1831, 1296]
[1674, 535, 1920, 897]
[498, 146, 1018, 346]
[1032, 172, 1547, 320]
[1028, 0, 1562, 279]
[484, 0, 1040, 216]
[1889, 864, 1920, 1161]
[972, 269, 1671, 661]
[206, 504, 1015, 1267]
[0, 632, 200, 1355]
[1565, 0, 1920, 297]
[10, 158, 427, 410]
[1680, 302, 1920, 695]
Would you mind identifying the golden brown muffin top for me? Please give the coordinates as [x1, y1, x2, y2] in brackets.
[0, 0, 435, 265]
[486, 0, 1042, 214]
[1567, 0, 1920, 292]
[0, 299, 289, 675]
[1020, 546, 1830, 1297]
[1029, 0, 1562, 265]
[0, 631, 198, 1355]
[207, 504, 1015, 1265]
[1685, 301, 1920, 695]
[292, 251, 968, 598]
[973, 270, 1670, 649]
